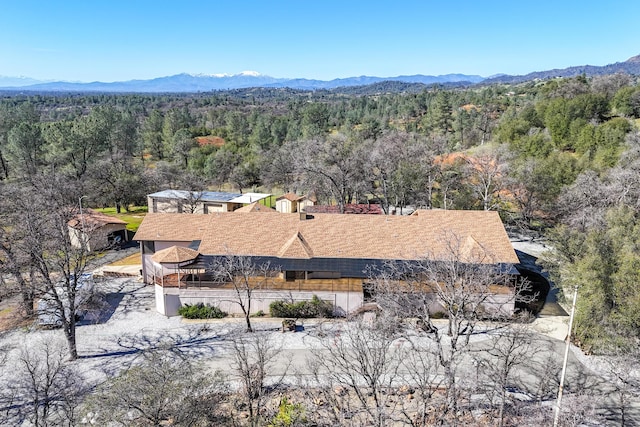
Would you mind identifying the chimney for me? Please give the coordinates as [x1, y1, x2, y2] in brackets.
[299, 211, 308, 221]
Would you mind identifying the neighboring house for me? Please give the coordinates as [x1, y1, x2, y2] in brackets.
[133, 210, 520, 317]
[68, 209, 128, 251]
[147, 190, 272, 214]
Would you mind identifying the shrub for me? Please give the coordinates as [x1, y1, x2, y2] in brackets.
[268, 397, 306, 427]
[269, 295, 333, 318]
[178, 303, 227, 319]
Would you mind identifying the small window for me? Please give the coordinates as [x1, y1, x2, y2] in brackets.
[142, 241, 155, 254]
[285, 271, 305, 281]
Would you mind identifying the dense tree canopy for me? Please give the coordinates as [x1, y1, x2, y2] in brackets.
[1, 73, 640, 352]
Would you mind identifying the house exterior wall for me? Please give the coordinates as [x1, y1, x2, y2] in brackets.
[142, 250, 517, 318]
[69, 224, 127, 251]
[158, 287, 363, 317]
[203, 202, 225, 213]
[148, 196, 182, 213]
[156, 285, 182, 316]
[148, 196, 242, 214]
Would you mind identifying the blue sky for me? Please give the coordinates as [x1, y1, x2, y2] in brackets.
[1, 0, 639, 82]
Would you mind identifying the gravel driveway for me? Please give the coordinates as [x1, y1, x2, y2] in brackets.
[0, 276, 637, 425]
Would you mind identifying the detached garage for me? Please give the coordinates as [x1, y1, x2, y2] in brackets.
[68, 209, 128, 251]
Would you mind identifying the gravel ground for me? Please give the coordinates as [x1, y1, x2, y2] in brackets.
[0, 271, 637, 424]
[0, 277, 608, 384]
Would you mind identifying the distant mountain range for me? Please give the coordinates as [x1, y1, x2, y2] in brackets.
[0, 71, 484, 93]
[1, 55, 639, 93]
[482, 55, 640, 84]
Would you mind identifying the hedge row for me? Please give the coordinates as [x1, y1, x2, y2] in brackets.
[178, 303, 227, 319]
[269, 295, 333, 318]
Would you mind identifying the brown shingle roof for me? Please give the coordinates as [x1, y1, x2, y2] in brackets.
[278, 232, 314, 258]
[134, 210, 518, 264]
[152, 246, 200, 263]
[68, 209, 127, 230]
[277, 192, 303, 202]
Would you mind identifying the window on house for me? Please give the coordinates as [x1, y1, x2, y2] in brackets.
[142, 241, 155, 254]
[285, 271, 305, 281]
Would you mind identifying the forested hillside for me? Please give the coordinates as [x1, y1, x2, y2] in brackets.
[1, 73, 640, 352]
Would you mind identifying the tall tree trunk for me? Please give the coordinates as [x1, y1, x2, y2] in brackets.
[65, 320, 78, 360]
[19, 274, 34, 316]
[244, 291, 253, 332]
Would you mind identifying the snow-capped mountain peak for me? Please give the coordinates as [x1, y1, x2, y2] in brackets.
[237, 70, 261, 77]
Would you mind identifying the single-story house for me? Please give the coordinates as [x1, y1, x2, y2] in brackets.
[133, 210, 520, 317]
[68, 209, 128, 251]
[147, 190, 272, 214]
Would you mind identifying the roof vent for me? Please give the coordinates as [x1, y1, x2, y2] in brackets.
[298, 212, 314, 221]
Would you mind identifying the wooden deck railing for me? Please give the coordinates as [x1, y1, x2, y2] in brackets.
[154, 273, 364, 292]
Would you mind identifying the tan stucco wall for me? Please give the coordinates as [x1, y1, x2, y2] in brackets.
[158, 288, 364, 317]
[69, 224, 126, 251]
[148, 196, 238, 214]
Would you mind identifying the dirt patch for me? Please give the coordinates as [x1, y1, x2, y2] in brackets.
[0, 295, 32, 332]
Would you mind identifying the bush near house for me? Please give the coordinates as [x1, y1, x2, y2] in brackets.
[178, 303, 227, 319]
[269, 295, 333, 318]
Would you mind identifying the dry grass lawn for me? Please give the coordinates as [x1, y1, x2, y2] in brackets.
[108, 253, 141, 266]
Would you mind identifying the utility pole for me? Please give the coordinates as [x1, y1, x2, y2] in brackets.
[553, 285, 578, 427]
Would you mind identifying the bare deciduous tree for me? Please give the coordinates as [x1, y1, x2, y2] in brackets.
[366, 131, 435, 214]
[3, 337, 89, 427]
[475, 315, 540, 427]
[605, 350, 640, 427]
[370, 231, 530, 422]
[230, 331, 284, 426]
[2, 174, 96, 360]
[85, 348, 228, 426]
[295, 134, 368, 213]
[208, 255, 274, 332]
[395, 333, 443, 426]
[465, 148, 507, 211]
[308, 316, 403, 427]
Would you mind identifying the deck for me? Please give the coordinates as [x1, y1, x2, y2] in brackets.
[154, 273, 364, 293]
